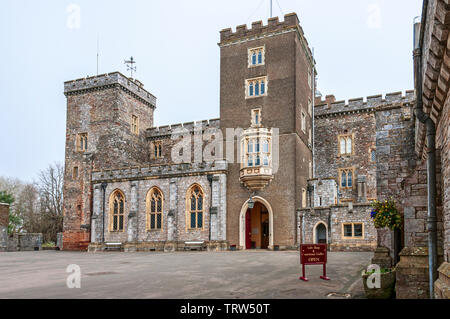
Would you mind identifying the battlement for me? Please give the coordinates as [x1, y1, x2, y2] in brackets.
[219, 13, 313, 61]
[314, 90, 415, 117]
[146, 118, 220, 139]
[91, 160, 228, 183]
[64, 72, 157, 107]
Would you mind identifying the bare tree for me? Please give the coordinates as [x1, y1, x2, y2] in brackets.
[0, 163, 64, 243]
[37, 162, 64, 242]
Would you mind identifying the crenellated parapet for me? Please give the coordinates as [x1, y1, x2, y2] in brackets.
[219, 13, 314, 67]
[314, 90, 415, 118]
[91, 160, 228, 183]
[146, 118, 220, 140]
[64, 72, 157, 108]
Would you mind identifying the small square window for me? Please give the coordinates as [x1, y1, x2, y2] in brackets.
[343, 224, 353, 237]
[153, 141, 162, 159]
[248, 47, 265, 67]
[77, 133, 88, 152]
[371, 149, 376, 162]
[301, 112, 306, 132]
[246, 77, 267, 98]
[339, 134, 353, 156]
[251, 109, 261, 126]
[73, 166, 79, 179]
[339, 168, 354, 189]
[354, 224, 363, 237]
[343, 223, 364, 239]
[131, 115, 139, 135]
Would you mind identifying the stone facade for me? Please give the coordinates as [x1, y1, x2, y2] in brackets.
[300, 92, 415, 253]
[59, 10, 449, 302]
[0, 203, 9, 252]
[63, 72, 156, 250]
[219, 13, 314, 249]
[298, 204, 377, 252]
[6, 233, 43, 252]
[394, 0, 450, 299]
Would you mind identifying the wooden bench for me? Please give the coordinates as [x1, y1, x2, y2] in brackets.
[104, 242, 122, 251]
[184, 241, 205, 251]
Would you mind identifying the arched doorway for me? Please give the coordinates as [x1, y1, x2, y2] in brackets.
[239, 197, 273, 250]
[314, 222, 327, 244]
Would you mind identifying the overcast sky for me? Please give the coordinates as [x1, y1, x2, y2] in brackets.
[0, 0, 422, 182]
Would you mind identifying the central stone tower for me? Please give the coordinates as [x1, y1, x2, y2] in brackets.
[219, 13, 315, 249]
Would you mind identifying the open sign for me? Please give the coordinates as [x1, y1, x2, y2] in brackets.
[299, 244, 330, 281]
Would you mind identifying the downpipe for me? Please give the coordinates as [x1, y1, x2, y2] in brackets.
[413, 0, 438, 298]
[101, 182, 107, 244]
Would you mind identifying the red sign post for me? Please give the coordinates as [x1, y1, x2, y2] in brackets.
[299, 244, 330, 281]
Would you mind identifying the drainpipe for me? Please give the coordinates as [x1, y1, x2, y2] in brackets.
[413, 0, 438, 299]
[207, 174, 213, 241]
[101, 182, 107, 244]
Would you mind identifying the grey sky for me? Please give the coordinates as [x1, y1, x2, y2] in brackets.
[0, 0, 422, 182]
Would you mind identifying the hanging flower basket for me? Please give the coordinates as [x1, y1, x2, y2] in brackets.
[370, 198, 402, 231]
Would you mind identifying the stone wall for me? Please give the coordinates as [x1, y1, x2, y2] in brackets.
[90, 161, 227, 247]
[7, 233, 43, 251]
[308, 178, 337, 208]
[298, 204, 377, 252]
[0, 203, 9, 252]
[63, 72, 156, 250]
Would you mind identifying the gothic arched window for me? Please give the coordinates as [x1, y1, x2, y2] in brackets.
[110, 190, 125, 232]
[147, 187, 163, 231]
[187, 184, 204, 229]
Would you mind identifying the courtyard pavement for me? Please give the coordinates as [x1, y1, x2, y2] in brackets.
[0, 250, 372, 299]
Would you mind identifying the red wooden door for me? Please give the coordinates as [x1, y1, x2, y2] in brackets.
[245, 209, 252, 249]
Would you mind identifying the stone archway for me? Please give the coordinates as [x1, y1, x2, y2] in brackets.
[313, 222, 328, 244]
[239, 196, 274, 250]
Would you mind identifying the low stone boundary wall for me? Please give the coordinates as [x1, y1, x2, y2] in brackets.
[88, 241, 229, 252]
[6, 233, 43, 252]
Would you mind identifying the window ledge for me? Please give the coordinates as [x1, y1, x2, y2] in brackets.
[245, 94, 267, 100]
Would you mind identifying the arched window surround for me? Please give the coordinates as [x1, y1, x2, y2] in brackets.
[146, 187, 164, 231]
[109, 189, 126, 232]
[186, 184, 205, 230]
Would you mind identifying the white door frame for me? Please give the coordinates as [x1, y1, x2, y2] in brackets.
[239, 196, 274, 250]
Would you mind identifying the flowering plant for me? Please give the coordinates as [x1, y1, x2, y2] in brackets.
[370, 198, 402, 231]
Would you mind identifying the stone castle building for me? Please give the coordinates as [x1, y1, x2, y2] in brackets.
[61, 7, 449, 299]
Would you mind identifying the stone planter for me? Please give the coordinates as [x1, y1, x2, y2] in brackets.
[362, 269, 396, 299]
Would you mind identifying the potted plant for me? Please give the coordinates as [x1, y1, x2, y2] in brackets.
[361, 198, 401, 299]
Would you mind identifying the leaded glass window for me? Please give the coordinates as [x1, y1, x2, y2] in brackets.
[187, 185, 204, 229]
[147, 187, 163, 230]
[111, 190, 125, 232]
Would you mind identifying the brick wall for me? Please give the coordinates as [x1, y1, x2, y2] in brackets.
[219, 14, 313, 249]
[0, 203, 9, 251]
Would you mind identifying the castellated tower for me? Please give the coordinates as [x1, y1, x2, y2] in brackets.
[219, 13, 315, 249]
[62, 72, 156, 250]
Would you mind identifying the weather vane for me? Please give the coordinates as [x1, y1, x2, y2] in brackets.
[124, 56, 136, 78]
